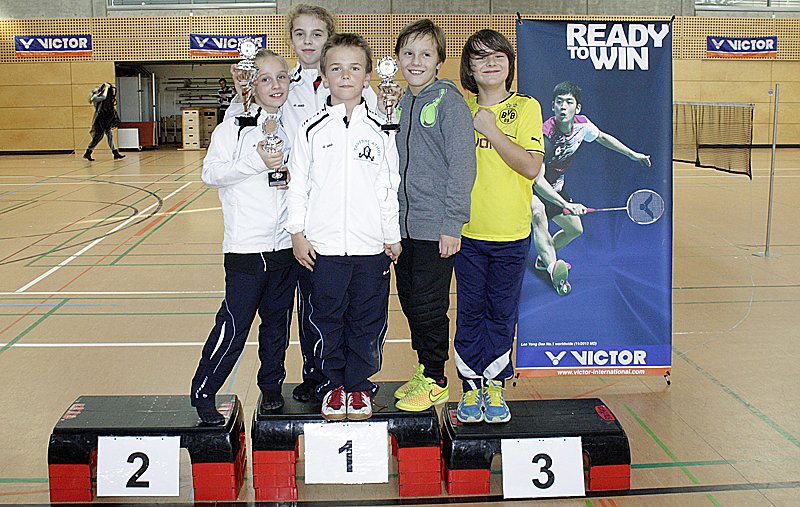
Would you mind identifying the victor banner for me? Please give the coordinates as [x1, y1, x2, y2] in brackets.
[515, 19, 673, 377]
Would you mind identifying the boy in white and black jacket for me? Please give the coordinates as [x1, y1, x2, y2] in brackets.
[286, 34, 401, 422]
[190, 50, 297, 425]
[225, 5, 380, 404]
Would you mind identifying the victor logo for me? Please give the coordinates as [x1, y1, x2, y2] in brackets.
[545, 351, 567, 365]
[572, 349, 646, 366]
[544, 349, 647, 366]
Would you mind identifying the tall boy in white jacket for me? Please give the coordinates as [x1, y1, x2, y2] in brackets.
[191, 50, 297, 425]
[226, 5, 379, 404]
[286, 34, 401, 421]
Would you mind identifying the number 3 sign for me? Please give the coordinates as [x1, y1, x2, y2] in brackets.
[501, 437, 585, 499]
[97, 436, 180, 496]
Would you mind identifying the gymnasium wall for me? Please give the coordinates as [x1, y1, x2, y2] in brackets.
[0, 14, 796, 152]
[0, 0, 697, 19]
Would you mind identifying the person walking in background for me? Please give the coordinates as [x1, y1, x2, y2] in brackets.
[217, 78, 234, 122]
[83, 82, 124, 161]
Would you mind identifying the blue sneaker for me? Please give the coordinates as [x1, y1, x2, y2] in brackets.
[456, 388, 484, 423]
[482, 380, 511, 423]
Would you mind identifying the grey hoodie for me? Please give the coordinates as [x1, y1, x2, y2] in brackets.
[396, 79, 477, 241]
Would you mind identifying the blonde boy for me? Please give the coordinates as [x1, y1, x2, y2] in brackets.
[286, 34, 401, 421]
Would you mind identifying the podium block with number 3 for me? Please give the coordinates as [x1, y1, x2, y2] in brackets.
[97, 436, 181, 496]
[501, 437, 585, 499]
[304, 422, 388, 484]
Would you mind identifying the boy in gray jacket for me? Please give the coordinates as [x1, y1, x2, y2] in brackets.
[389, 19, 477, 412]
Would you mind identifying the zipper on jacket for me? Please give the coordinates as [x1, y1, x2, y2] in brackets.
[273, 190, 279, 248]
[402, 95, 416, 236]
[344, 117, 349, 256]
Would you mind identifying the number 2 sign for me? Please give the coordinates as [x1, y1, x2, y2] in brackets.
[97, 436, 180, 496]
[501, 437, 585, 499]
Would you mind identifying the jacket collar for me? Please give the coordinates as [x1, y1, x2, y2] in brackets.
[324, 96, 367, 122]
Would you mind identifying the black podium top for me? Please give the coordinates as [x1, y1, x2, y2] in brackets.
[444, 398, 625, 439]
[442, 398, 630, 469]
[52, 395, 239, 434]
[252, 382, 441, 451]
[49, 395, 244, 464]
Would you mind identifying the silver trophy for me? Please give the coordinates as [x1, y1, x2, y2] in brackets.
[376, 56, 400, 131]
[235, 37, 260, 117]
[262, 113, 288, 187]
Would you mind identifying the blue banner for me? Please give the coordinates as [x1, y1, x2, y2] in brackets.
[707, 36, 777, 58]
[15, 35, 92, 57]
[516, 20, 672, 377]
[189, 34, 266, 57]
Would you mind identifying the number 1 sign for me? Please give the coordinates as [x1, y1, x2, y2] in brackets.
[304, 422, 389, 484]
[97, 436, 181, 496]
[501, 437, 585, 499]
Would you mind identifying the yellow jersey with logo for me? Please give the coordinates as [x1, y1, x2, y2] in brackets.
[462, 93, 544, 242]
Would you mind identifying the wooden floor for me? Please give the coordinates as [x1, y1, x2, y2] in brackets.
[0, 147, 798, 506]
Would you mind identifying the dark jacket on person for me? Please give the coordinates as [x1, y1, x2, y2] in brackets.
[90, 86, 121, 135]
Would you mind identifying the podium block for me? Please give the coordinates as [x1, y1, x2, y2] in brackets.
[251, 381, 442, 500]
[47, 395, 246, 502]
[441, 398, 630, 495]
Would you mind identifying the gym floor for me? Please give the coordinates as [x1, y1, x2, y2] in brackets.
[0, 147, 798, 506]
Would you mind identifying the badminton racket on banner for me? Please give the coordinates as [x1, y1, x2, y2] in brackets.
[563, 189, 664, 225]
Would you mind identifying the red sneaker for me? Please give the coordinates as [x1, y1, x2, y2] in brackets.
[321, 386, 346, 421]
[346, 390, 372, 421]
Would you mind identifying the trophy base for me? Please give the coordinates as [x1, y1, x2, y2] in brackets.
[268, 170, 288, 187]
[382, 123, 400, 132]
[236, 115, 257, 127]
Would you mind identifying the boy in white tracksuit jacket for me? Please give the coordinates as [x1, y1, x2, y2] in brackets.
[224, 6, 379, 405]
[191, 51, 297, 425]
[286, 34, 401, 421]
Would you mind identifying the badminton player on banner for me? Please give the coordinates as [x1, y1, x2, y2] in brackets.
[531, 80, 651, 296]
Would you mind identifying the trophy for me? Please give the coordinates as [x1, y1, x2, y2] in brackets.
[262, 113, 288, 187]
[235, 37, 260, 122]
[376, 56, 400, 131]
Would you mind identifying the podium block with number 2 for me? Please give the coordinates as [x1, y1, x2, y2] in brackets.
[501, 437, 585, 499]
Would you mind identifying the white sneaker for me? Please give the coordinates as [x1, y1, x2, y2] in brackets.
[346, 390, 372, 421]
[321, 386, 347, 421]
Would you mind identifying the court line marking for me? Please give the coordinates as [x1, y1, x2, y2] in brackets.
[677, 349, 800, 449]
[74, 206, 220, 224]
[14, 181, 192, 293]
[0, 291, 223, 296]
[0, 339, 412, 348]
[0, 299, 68, 356]
[0, 181, 195, 186]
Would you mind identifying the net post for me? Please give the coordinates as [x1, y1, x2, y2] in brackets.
[758, 83, 779, 258]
